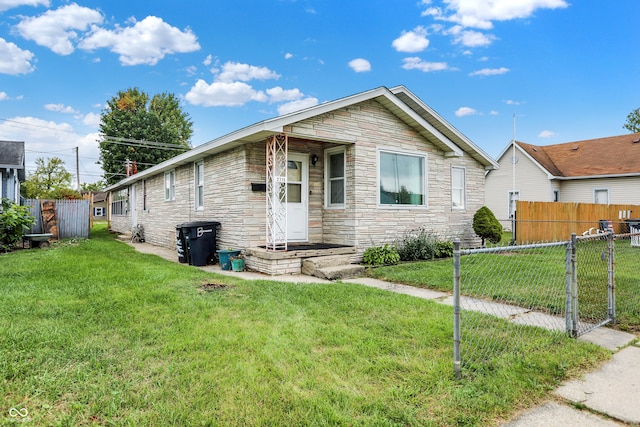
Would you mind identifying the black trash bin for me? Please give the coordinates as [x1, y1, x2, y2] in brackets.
[175, 224, 189, 263]
[626, 219, 640, 234]
[180, 221, 220, 266]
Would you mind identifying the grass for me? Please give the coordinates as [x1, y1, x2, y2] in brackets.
[368, 238, 640, 332]
[1, 224, 610, 426]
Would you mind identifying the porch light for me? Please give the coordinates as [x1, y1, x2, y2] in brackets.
[311, 154, 319, 166]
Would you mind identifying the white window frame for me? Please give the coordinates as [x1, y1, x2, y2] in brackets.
[377, 148, 427, 208]
[451, 166, 466, 210]
[164, 170, 176, 201]
[594, 188, 609, 204]
[94, 207, 105, 217]
[194, 160, 204, 210]
[324, 147, 346, 209]
[508, 190, 520, 219]
[111, 189, 128, 216]
[142, 179, 148, 212]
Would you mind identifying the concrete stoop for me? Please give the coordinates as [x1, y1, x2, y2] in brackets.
[301, 255, 365, 280]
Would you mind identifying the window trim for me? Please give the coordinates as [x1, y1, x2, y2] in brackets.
[194, 160, 204, 210]
[594, 188, 609, 204]
[164, 170, 176, 201]
[94, 206, 105, 217]
[324, 147, 346, 209]
[377, 148, 428, 208]
[110, 189, 128, 216]
[451, 166, 466, 211]
[508, 190, 520, 219]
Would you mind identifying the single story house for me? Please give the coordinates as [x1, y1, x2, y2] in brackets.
[485, 133, 640, 228]
[92, 192, 108, 220]
[0, 140, 26, 204]
[106, 85, 499, 274]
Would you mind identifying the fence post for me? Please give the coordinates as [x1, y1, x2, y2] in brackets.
[607, 232, 616, 324]
[453, 238, 461, 380]
[565, 233, 578, 338]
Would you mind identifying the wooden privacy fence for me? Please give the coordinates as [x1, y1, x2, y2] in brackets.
[23, 198, 91, 239]
[515, 201, 640, 243]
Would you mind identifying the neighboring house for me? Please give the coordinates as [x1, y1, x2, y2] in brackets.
[92, 192, 108, 220]
[0, 140, 26, 204]
[106, 85, 499, 274]
[486, 133, 640, 228]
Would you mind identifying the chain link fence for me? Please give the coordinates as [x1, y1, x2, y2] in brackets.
[452, 229, 640, 379]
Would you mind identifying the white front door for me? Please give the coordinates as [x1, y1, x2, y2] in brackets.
[286, 153, 308, 241]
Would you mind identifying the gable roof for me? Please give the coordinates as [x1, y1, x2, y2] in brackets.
[513, 133, 640, 179]
[0, 140, 26, 181]
[106, 85, 498, 191]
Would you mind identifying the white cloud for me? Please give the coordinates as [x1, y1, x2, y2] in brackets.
[185, 65, 197, 76]
[15, 4, 103, 55]
[455, 106, 478, 117]
[0, 92, 8, 101]
[203, 54, 212, 66]
[277, 97, 319, 116]
[0, 0, 49, 12]
[402, 57, 448, 72]
[44, 103, 78, 114]
[82, 112, 101, 128]
[505, 99, 524, 105]
[184, 80, 267, 107]
[284, 52, 293, 59]
[266, 87, 304, 103]
[215, 61, 280, 83]
[79, 16, 200, 65]
[422, 0, 568, 30]
[0, 116, 103, 183]
[392, 26, 430, 53]
[469, 67, 510, 76]
[538, 130, 557, 138]
[0, 37, 35, 74]
[490, 110, 499, 115]
[348, 58, 371, 72]
[448, 27, 496, 47]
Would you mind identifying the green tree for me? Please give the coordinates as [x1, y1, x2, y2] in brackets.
[473, 206, 502, 247]
[21, 157, 80, 199]
[81, 180, 106, 192]
[623, 108, 640, 133]
[99, 88, 193, 185]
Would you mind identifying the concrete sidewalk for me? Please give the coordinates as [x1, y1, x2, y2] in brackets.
[127, 240, 639, 425]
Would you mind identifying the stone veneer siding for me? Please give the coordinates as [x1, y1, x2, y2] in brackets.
[109, 98, 484, 269]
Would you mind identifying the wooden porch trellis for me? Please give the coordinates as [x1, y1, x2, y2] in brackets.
[265, 133, 288, 251]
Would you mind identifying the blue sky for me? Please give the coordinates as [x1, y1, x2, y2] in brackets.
[1, 0, 638, 185]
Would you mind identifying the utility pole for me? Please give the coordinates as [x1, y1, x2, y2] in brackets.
[75, 147, 80, 191]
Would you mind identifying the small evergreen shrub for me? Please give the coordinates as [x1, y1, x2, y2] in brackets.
[473, 206, 502, 246]
[435, 240, 454, 258]
[362, 244, 400, 266]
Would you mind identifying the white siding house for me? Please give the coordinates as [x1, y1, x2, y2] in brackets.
[486, 133, 640, 229]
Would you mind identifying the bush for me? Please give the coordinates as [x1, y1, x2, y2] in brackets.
[362, 244, 400, 266]
[0, 198, 35, 252]
[473, 206, 502, 246]
[395, 227, 454, 261]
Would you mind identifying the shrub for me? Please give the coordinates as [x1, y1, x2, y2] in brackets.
[0, 198, 35, 252]
[395, 228, 454, 261]
[473, 206, 502, 246]
[362, 244, 400, 266]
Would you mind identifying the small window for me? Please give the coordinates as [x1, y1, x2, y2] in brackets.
[508, 190, 520, 219]
[94, 207, 105, 217]
[111, 189, 128, 216]
[195, 161, 204, 210]
[451, 166, 466, 210]
[379, 150, 426, 206]
[325, 148, 345, 208]
[594, 189, 608, 204]
[142, 180, 148, 211]
[553, 189, 559, 202]
[164, 170, 175, 201]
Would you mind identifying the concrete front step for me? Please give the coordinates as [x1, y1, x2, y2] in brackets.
[313, 264, 365, 280]
[301, 255, 364, 280]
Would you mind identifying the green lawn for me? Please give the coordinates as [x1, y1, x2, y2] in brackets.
[367, 239, 640, 332]
[1, 225, 609, 426]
